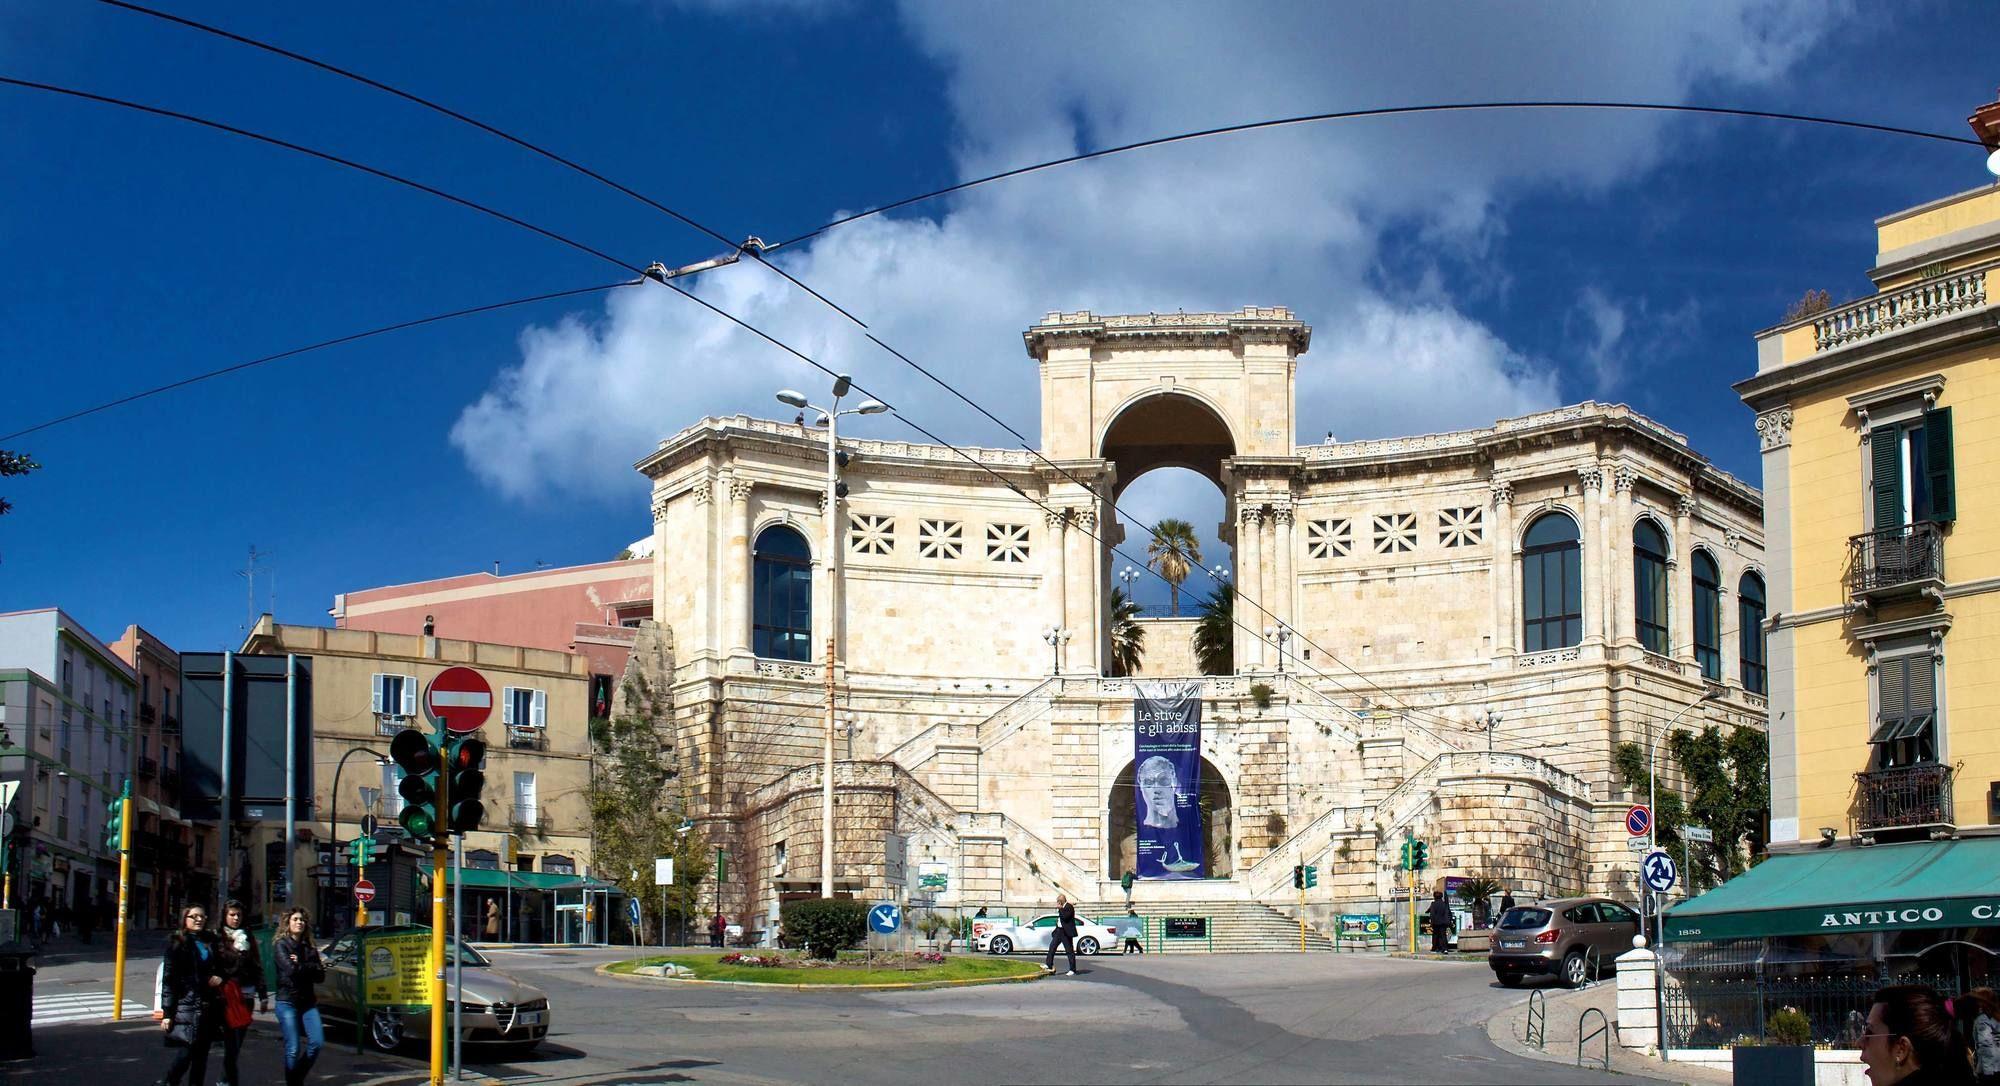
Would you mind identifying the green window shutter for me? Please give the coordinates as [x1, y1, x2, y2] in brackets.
[1923, 406, 1954, 523]
[1877, 655, 1908, 725]
[1871, 428, 1904, 530]
[1906, 654, 1935, 718]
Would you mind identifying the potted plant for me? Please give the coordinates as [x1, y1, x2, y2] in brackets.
[1730, 1006, 1814, 1086]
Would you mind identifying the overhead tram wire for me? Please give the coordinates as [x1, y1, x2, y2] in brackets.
[2, 281, 639, 442]
[763, 101, 1986, 252]
[80, 13, 1976, 720]
[92, 0, 740, 255]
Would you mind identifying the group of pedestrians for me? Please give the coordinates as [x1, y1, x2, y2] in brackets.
[23, 896, 102, 944]
[1861, 984, 2000, 1086]
[154, 900, 325, 1086]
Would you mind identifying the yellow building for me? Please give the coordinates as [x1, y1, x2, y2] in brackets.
[1661, 110, 2000, 1000]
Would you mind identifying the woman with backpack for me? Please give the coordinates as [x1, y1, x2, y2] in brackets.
[157, 904, 222, 1086]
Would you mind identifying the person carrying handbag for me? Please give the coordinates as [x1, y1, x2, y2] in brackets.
[217, 900, 269, 1086]
[157, 904, 223, 1086]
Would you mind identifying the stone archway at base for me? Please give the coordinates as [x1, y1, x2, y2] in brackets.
[1107, 756, 1233, 879]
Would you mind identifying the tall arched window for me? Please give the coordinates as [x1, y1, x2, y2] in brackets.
[1739, 572, 1767, 695]
[752, 525, 813, 661]
[1692, 551, 1721, 681]
[1521, 513, 1582, 651]
[1633, 519, 1670, 656]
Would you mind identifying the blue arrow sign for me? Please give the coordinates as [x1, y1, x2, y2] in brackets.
[627, 898, 641, 928]
[1642, 850, 1678, 893]
[868, 902, 902, 934]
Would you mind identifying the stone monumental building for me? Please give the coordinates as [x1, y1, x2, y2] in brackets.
[636, 307, 1768, 943]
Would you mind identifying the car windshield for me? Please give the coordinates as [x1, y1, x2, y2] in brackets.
[1498, 907, 1551, 930]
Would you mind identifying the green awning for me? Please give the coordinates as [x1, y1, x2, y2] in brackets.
[1663, 837, 2000, 943]
[422, 868, 618, 893]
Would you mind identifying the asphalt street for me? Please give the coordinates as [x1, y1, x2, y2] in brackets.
[12, 939, 1684, 1085]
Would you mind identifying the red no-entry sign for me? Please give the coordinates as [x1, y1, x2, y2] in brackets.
[425, 666, 493, 734]
[353, 878, 376, 902]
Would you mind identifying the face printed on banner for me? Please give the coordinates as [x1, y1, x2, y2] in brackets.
[1137, 756, 1179, 829]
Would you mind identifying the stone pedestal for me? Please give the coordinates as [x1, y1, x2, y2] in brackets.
[1616, 940, 1659, 1051]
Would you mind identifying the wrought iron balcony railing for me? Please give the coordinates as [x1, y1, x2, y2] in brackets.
[1856, 762, 1954, 834]
[137, 756, 159, 778]
[1847, 522, 1944, 601]
[138, 703, 156, 724]
[507, 726, 547, 751]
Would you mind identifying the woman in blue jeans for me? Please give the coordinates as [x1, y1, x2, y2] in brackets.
[272, 907, 326, 1086]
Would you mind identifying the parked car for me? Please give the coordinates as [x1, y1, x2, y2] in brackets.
[976, 914, 1120, 956]
[1487, 897, 1641, 988]
[316, 926, 551, 1053]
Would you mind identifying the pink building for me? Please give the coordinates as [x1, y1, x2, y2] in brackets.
[331, 559, 652, 716]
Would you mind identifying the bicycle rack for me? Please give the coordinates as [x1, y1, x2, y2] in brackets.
[1582, 944, 1603, 988]
[1526, 988, 1547, 1050]
[1577, 1007, 1611, 1070]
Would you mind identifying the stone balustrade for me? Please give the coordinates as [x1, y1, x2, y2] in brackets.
[1813, 266, 1990, 352]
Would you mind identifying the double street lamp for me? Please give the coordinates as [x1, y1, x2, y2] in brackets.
[1042, 626, 1071, 675]
[774, 376, 887, 900]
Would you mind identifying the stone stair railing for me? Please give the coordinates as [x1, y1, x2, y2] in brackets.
[882, 677, 1058, 775]
[961, 810, 1098, 900]
[972, 677, 1060, 751]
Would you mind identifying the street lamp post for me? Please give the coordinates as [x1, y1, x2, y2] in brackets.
[776, 377, 887, 900]
[1647, 686, 1724, 937]
[1209, 564, 1230, 584]
[1042, 626, 1070, 675]
[1117, 565, 1141, 595]
[1264, 623, 1291, 674]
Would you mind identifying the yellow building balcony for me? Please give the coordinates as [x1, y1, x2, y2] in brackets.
[1846, 522, 1944, 607]
[1855, 763, 1954, 839]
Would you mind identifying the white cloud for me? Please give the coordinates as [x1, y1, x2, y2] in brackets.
[454, 1, 1841, 504]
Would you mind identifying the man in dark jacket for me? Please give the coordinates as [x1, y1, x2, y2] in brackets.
[1044, 896, 1079, 976]
[1428, 890, 1454, 954]
[1498, 889, 1516, 917]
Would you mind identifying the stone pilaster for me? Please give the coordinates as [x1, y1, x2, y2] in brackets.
[1673, 494, 1698, 667]
[1579, 466, 1606, 645]
[1612, 467, 1637, 649]
[1272, 503, 1296, 639]
[1237, 504, 1264, 670]
[1046, 508, 1068, 673]
[1489, 481, 1515, 656]
[726, 477, 754, 659]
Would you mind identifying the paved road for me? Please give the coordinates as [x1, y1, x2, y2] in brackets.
[15, 940, 1679, 1084]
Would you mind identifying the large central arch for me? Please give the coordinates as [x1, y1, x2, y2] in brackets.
[1098, 391, 1237, 500]
[1108, 755, 1234, 878]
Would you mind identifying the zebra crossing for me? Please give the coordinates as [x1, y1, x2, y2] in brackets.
[31, 990, 151, 1026]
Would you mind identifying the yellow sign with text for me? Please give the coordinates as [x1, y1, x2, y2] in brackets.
[361, 930, 433, 1010]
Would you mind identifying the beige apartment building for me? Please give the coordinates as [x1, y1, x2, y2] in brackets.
[238, 619, 596, 932]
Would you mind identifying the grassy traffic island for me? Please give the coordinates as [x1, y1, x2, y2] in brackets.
[604, 950, 1045, 989]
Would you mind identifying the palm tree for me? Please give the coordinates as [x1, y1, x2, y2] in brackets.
[1109, 587, 1146, 677]
[1193, 582, 1234, 676]
[1147, 519, 1202, 616]
[1455, 874, 1506, 929]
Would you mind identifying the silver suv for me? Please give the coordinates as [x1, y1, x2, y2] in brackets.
[1487, 896, 1640, 988]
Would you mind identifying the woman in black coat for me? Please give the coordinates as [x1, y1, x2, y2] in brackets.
[158, 903, 223, 1086]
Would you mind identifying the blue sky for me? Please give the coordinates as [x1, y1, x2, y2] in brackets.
[1, 0, 1994, 645]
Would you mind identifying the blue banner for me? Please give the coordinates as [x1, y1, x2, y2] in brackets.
[1134, 682, 1204, 880]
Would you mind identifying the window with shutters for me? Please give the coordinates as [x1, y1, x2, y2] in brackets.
[504, 686, 547, 732]
[1692, 550, 1722, 681]
[370, 673, 418, 730]
[1738, 572, 1767, 696]
[1871, 650, 1938, 769]
[1868, 407, 1956, 530]
[1633, 518, 1671, 656]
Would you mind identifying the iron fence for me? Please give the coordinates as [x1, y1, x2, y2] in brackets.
[1855, 763, 1954, 832]
[1847, 522, 1943, 596]
[1662, 973, 1962, 1049]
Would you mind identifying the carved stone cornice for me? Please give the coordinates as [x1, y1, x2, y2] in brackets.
[1755, 406, 1795, 451]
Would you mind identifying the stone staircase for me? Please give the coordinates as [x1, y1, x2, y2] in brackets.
[1068, 900, 1336, 953]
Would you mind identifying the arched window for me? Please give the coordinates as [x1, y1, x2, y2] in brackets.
[752, 525, 813, 661]
[1692, 551, 1722, 681]
[1633, 519, 1670, 656]
[1521, 514, 1582, 651]
[1739, 572, 1767, 695]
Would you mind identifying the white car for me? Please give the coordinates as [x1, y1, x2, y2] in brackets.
[976, 914, 1120, 956]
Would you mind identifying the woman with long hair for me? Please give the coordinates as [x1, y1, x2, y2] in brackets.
[272, 906, 326, 1086]
[1860, 984, 1974, 1086]
[215, 899, 268, 1086]
[157, 903, 222, 1086]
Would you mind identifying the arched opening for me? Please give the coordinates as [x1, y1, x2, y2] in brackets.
[1692, 550, 1722, 680]
[1633, 518, 1671, 655]
[752, 524, 812, 661]
[1521, 512, 1581, 651]
[1107, 756, 1233, 878]
[1101, 393, 1238, 675]
[1739, 572, 1767, 695]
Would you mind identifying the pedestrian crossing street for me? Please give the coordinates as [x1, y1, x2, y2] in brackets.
[32, 990, 151, 1026]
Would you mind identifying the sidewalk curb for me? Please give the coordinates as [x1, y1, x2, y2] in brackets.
[593, 960, 1045, 992]
[1483, 981, 1726, 1084]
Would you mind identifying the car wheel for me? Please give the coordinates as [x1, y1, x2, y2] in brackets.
[990, 935, 1013, 955]
[369, 1009, 406, 1052]
[1561, 951, 1589, 989]
[1078, 937, 1100, 956]
[1496, 972, 1523, 988]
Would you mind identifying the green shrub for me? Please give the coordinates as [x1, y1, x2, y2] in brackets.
[1250, 682, 1274, 709]
[1765, 1006, 1812, 1047]
[781, 899, 868, 960]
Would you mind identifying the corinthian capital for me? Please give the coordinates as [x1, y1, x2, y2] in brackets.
[1489, 480, 1514, 508]
[1239, 504, 1265, 526]
[1613, 466, 1637, 494]
[1756, 406, 1795, 451]
[1577, 466, 1605, 492]
[651, 493, 671, 524]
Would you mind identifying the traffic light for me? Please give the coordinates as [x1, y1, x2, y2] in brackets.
[1292, 864, 1305, 889]
[1398, 838, 1413, 871]
[390, 727, 441, 840]
[1303, 864, 1318, 889]
[444, 735, 487, 833]
[103, 781, 128, 851]
[348, 836, 373, 867]
[1411, 840, 1429, 871]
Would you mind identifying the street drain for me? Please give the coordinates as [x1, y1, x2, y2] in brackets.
[1444, 1054, 1494, 1062]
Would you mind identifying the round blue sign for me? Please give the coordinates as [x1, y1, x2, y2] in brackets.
[1625, 804, 1652, 837]
[1642, 850, 1678, 893]
[867, 902, 902, 934]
